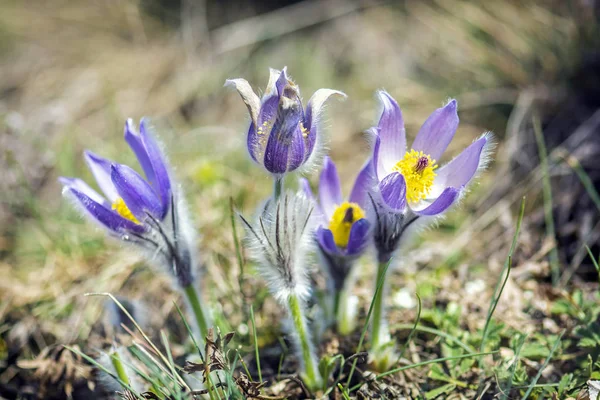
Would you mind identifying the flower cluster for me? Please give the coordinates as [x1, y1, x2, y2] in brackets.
[62, 67, 492, 395]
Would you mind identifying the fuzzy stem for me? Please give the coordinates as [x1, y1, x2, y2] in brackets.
[336, 288, 354, 335]
[110, 351, 130, 386]
[288, 294, 322, 391]
[273, 177, 283, 201]
[183, 284, 209, 342]
[371, 261, 390, 351]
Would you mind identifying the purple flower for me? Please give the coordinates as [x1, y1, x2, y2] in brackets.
[371, 91, 492, 215]
[301, 157, 373, 291]
[226, 67, 345, 176]
[369, 91, 493, 261]
[60, 119, 196, 287]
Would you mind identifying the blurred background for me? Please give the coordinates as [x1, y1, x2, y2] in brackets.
[1, 0, 599, 398]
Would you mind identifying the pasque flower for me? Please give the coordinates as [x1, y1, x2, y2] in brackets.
[370, 91, 493, 261]
[60, 119, 210, 340]
[226, 67, 345, 176]
[367, 91, 493, 370]
[239, 191, 323, 390]
[301, 157, 373, 334]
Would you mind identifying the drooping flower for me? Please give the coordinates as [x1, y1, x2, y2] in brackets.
[60, 119, 196, 288]
[370, 91, 493, 261]
[225, 67, 345, 176]
[301, 157, 373, 292]
[239, 191, 322, 389]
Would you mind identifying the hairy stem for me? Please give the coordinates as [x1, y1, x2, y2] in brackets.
[371, 261, 390, 352]
[336, 288, 353, 335]
[288, 294, 322, 391]
[273, 177, 283, 201]
[183, 284, 210, 342]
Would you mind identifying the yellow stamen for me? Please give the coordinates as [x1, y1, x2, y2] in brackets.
[328, 202, 365, 248]
[391, 149, 438, 204]
[300, 122, 309, 138]
[111, 197, 140, 224]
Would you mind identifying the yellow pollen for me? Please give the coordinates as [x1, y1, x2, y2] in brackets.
[300, 122, 309, 138]
[391, 149, 438, 204]
[111, 197, 140, 224]
[328, 202, 365, 248]
[257, 120, 271, 135]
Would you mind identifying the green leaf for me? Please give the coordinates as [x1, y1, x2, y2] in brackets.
[557, 373, 573, 396]
[425, 383, 456, 399]
[519, 342, 550, 360]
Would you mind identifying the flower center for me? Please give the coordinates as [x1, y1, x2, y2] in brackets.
[391, 149, 438, 204]
[328, 202, 365, 248]
[112, 197, 140, 224]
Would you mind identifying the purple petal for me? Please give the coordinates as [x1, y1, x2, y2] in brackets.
[376, 91, 406, 175]
[110, 164, 163, 221]
[287, 124, 306, 172]
[378, 172, 407, 211]
[349, 159, 375, 209]
[124, 119, 156, 185]
[139, 119, 171, 218]
[371, 131, 383, 181]
[257, 69, 288, 129]
[304, 89, 346, 161]
[411, 99, 459, 162]
[319, 156, 343, 219]
[316, 226, 341, 256]
[275, 68, 288, 97]
[263, 97, 303, 174]
[346, 218, 370, 256]
[84, 151, 119, 202]
[435, 136, 487, 189]
[65, 187, 143, 233]
[246, 123, 259, 163]
[59, 177, 107, 206]
[300, 178, 325, 221]
[414, 187, 459, 216]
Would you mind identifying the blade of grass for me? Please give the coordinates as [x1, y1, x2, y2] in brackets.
[250, 304, 263, 383]
[85, 293, 189, 389]
[390, 324, 476, 354]
[160, 331, 184, 400]
[173, 303, 222, 400]
[338, 383, 352, 400]
[501, 334, 528, 400]
[558, 152, 600, 213]
[478, 197, 526, 367]
[348, 351, 498, 392]
[586, 246, 600, 283]
[533, 116, 560, 285]
[230, 197, 248, 325]
[520, 330, 565, 400]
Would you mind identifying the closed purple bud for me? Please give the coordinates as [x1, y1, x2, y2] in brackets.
[226, 68, 345, 176]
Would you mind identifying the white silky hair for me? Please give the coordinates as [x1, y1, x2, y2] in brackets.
[241, 190, 317, 304]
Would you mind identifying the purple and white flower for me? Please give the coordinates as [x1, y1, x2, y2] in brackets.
[226, 67, 345, 176]
[369, 91, 493, 261]
[60, 119, 196, 288]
